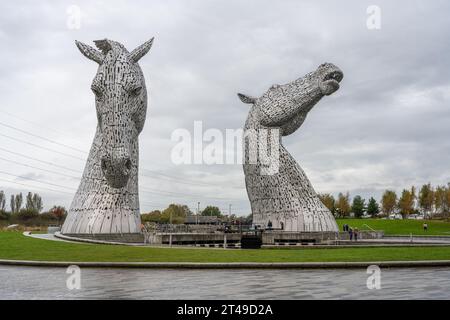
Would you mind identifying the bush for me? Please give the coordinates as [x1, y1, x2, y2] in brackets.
[8, 207, 67, 227]
[14, 208, 39, 221]
[0, 210, 10, 221]
[141, 210, 162, 223]
[39, 212, 58, 222]
[48, 206, 67, 225]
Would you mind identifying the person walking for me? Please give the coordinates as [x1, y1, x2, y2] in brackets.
[349, 227, 353, 241]
[423, 223, 428, 232]
[354, 227, 359, 241]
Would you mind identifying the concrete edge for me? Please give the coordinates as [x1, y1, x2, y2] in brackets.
[54, 232, 144, 246]
[1, 259, 450, 269]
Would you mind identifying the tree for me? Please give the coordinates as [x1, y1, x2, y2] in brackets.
[161, 204, 188, 224]
[436, 183, 450, 217]
[446, 184, 450, 217]
[318, 193, 336, 215]
[397, 187, 416, 218]
[0, 191, 9, 221]
[381, 190, 397, 216]
[335, 192, 351, 218]
[201, 206, 222, 217]
[418, 183, 434, 217]
[50, 206, 67, 225]
[10, 195, 14, 213]
[0, 191, 6, 212]
[434, 185, 447, 215]
[245, 214, 253, 224]
[17, 193, 23, 212]
[351, 195, 366, 218]
[26, 192, 33, 211]
[179, 204, 193, 216]
[10, 193, 23, 214]
[25, 192, 43, 213]
[141, 210, 162, 223]
[34, 193, 43, 212]
[366, 197, 380, 217]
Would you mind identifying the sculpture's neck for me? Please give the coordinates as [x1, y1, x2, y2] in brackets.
[64, 125, 141, 235]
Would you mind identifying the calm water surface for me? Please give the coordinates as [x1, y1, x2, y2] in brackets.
[0, 266, 449, 299]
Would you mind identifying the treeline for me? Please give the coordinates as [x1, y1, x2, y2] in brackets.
[319, 183, 450, 219]
[141, 204, 252, 224]
[141, 204, 192, 224]
[0, 190, 67, 226]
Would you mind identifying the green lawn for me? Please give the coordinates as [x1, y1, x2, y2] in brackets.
[336, 218, 450, 236]
[0, 232, 450, 263]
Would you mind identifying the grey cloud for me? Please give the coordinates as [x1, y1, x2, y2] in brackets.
[0, 0, 449, 214]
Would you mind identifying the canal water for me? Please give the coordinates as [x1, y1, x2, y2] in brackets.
[0, 266, 449, 299]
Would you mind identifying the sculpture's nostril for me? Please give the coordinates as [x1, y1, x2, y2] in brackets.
[101, 158, 107, 171]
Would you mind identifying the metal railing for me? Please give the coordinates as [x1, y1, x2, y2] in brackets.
[362, 223, 376, 232]
[144, 222, 253, 234]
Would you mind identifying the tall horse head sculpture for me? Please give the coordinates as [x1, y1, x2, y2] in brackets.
[239, 63, 343, 232]
[62, 38, 154, 235]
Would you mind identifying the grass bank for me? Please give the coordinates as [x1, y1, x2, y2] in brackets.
[336, 218, 450, 236]
[0, 232, 450, 263]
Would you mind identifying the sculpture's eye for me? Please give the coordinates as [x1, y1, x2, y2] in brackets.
[130, 86, 142, 97]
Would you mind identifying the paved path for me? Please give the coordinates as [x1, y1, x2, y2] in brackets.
[24, 232, 219, 250]
[26, 232, 450, 249]
[25, 232, 90, 245]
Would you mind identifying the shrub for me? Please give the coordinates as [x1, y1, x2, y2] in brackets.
[0, 210, 10, 221]
[39, 212, 58, 222]
[141, 210, 162, 223]
[17, 208, 39, 220]
[49, 206, 67, 225]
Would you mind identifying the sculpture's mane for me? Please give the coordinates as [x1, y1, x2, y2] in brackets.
[92, 39, 132, 66]
[95, 39, 127, 54]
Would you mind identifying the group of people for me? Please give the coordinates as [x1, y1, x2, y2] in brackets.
[342, 224, 359, 241]
[266, 220, 284, 230]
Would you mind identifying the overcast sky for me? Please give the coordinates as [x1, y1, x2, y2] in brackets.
[0, 0, 449, 215]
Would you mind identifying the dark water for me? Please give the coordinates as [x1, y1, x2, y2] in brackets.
[0, 266, 449, 299]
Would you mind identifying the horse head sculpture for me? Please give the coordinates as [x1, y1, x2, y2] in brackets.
[61, 38, 154, 235]
[239, 63, 343, 232]
[76, 38, 153, 188]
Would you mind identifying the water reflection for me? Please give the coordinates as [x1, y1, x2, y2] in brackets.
[0, 266, 449, 299]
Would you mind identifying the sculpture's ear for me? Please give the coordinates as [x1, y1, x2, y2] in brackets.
[129, 37, 154, 63]
[75, 40, 104, 64]
[237, 93, 257, 104]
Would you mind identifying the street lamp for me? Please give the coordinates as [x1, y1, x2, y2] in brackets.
[197, 201, 200, 225]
